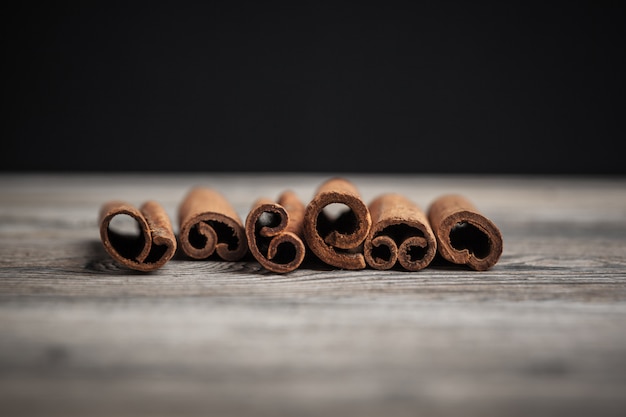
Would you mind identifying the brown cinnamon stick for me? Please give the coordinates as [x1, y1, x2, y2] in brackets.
[99, 200, 177, 271]
[178, 187, 247, 261]
[303, 178, 372, 270]
[364, 193, 437, 271]
[245, 190, 306, 273]
[428, 194, 503, 271]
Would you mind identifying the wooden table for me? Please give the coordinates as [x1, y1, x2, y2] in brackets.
[1, 173, 625, 417]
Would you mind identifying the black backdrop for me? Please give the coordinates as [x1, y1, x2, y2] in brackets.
[4, 2, 624, 174]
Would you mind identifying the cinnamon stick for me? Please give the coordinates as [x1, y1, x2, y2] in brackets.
[364, 193, 437, 271]
[178, 187, 247, 261]
[99, 200, 177, 271]
[245, 190, 306, 273]
[303, 178, 372, 270]
[428, 194, 503, 271]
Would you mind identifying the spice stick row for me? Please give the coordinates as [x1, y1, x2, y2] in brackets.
[99, 177, 503, 273]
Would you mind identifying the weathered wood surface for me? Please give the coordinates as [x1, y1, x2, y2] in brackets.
[1, 173, 625, 417]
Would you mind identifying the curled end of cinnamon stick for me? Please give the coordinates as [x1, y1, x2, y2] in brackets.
[178, 187, 247, 261]
[99, 200, 177, 272]
[303, 178, 371, 270]
[364, 193, 437, 271]
[245, 191, 306, 273]
[428, 194, 503, 271]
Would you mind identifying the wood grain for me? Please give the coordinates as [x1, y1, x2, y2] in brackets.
[1, 173, 626, 417]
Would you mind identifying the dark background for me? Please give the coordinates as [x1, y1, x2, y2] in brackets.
[3, 1, 624, 174]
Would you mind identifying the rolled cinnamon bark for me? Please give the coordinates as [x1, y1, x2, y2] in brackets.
[428, 194, 503, 271]
[245, 190, 306, 273]
[178, 187, 247, 261]
[303, 178, 372, 270]
[364, 193, 437, 271]
[99, 200, 177, 271]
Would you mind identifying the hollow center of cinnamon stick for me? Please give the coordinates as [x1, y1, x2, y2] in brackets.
[257, 211, 282, 230]
[272, 241, 298, 265]
[317, 203, 358, 238]
[371, 244, 392, 262]
[188, 220, 240, 251]
[144, 244, 169, 264]
[407, 245, 427, 262]
[380, 224, 423, 245]
[373, 224, 428, 262]
[107, 214, 145, 260]
[449, 222, 490, 259]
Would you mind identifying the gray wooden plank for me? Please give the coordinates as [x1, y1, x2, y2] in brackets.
[1, 174, 625, 417]
[1, 296, 625, 417]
